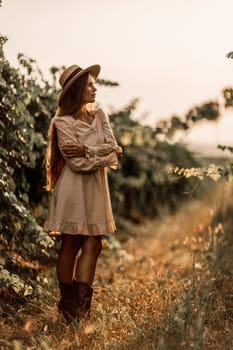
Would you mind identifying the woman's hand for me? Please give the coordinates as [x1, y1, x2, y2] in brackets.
[62, 144, 85, 158]
[115, 146, 123, 159]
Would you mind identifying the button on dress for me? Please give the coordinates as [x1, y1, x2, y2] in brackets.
[44, 108, 119, 236]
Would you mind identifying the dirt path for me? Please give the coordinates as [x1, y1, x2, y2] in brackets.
[92, 183, 232, 349]
[99, 186, 224, 282]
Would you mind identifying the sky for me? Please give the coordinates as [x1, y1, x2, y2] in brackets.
[1, 0, 233, 151]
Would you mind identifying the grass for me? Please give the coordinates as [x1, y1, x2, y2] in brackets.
[0, 181, 233, 349]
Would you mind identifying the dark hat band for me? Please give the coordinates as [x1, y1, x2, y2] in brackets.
[63, 67, 83, 88]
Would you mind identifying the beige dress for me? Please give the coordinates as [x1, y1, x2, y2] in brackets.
[44, 108, 119, 236]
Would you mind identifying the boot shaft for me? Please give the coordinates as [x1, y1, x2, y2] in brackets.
[58, 282, 77, 323]
[75, 281, 93, 319]
[58, 280, 93, 323]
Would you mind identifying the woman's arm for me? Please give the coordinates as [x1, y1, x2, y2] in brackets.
[84, 109, 122, 158]
[62, 144, 86, 157]
[61, 109, 122, 159]
[54, 116, 118, 172]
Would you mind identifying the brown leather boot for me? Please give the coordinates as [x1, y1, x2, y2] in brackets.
[58, 282, 77, 324]
[76, 281, 93, 320]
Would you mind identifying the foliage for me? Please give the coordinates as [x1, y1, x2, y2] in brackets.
[96, 78, 119, 87]
[172, 163, 233, 182]
[109, 105, 200, 218]
[167, 74, 233, 183]
[226, 51, 233, 59]
[0, 35, 54, 297]
[218, 144, 233, 153]
[223, 87, 233, 108]
[155, 101, 220, 140]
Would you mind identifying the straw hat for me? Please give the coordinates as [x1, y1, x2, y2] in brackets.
[58, 64, 101, 105]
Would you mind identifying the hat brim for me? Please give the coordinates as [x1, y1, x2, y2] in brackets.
[58, 64, 101, 105]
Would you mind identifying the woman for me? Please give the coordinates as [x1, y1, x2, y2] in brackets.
[44, 64, 122, 324]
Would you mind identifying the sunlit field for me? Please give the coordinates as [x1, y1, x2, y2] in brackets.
[1, 181, 232, 350]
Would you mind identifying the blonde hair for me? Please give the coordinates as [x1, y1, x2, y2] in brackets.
[44, 73, 89, 191]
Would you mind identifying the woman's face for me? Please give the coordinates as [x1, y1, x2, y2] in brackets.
[83, 74, 97, 104]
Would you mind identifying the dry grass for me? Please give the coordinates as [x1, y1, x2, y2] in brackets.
[1, 181, 233, 350]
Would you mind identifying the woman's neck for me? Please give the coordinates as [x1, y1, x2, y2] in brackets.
[72, 107, 94, 124]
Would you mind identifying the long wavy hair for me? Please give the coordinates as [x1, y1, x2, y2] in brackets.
[44, 73, 89, 191]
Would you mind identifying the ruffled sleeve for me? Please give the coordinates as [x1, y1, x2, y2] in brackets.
[54, 116, 118, 173]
